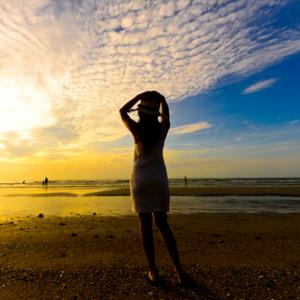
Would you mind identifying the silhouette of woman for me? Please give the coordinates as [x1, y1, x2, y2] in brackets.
[120, 91, 187, 286]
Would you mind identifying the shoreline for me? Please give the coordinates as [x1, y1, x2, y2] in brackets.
[0, 213, 299, 299]
[1, 186, 300, 198]
[83, 186, 300, 197]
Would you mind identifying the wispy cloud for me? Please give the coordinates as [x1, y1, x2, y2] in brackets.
[0, 1, 299, 158]
[243, 78, 278, 94]
[171, 122, 212, 135]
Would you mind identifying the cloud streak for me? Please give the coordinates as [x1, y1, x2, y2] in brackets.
[243, 78, 278, 94]
[171, 121, 212, 135]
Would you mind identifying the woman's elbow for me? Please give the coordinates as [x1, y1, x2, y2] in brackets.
[119, 108, 127, 118]
[119, 107, 125, 115]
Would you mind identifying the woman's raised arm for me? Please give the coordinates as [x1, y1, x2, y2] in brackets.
[119, 94, 143, 139]
[120, 94, 140, 117]
[160, 96, 170, 129]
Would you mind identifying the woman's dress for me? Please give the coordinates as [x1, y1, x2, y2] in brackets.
[130, 126, 169, 213]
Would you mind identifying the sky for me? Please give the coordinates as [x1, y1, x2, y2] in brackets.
[0, 0, 300, 180]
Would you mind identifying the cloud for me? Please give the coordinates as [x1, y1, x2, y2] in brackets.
[243, 78, 278, 94]
[170, 121, 212, 135]
[0, 0, 300, 158]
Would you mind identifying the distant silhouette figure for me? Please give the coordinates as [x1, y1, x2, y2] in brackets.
[42, 180, 45, 186]
[184, 176, 188, 186]
[120, 91, 189, 286]
[44, 177, 49, 186]
[22, 180, 26, 184]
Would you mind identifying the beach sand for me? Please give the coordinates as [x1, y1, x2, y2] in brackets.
[0, 213, 299, 299]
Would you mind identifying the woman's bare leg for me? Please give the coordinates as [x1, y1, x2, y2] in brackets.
[154, 212, 185, 282]
[138, 213, 158, 279]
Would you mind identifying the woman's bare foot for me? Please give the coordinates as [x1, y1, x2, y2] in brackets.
[145, 270, 161, 286]
[177, 272, 194, 289]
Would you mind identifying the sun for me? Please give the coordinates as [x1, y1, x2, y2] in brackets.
[0, 77, 54, 135]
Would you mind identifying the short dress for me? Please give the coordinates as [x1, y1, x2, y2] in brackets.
[130, 126, 169, 213]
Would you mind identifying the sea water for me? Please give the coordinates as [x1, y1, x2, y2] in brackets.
[1, 178, 300, 188]
[0, 178, 300, 219]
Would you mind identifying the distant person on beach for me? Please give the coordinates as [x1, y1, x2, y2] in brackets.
[184, 176, 188, 186]
[44, 177, 49, 186]
[120, 91, 189, 286]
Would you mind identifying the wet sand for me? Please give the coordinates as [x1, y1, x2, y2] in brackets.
[0, 213, 299, 299]
[84, 186, 300, 197]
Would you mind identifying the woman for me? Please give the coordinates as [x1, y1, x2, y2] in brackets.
[119, 91, 187, 286]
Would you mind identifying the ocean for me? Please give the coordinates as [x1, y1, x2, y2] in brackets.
[1, 177, 300, 188]
[0, 178, 300, 219]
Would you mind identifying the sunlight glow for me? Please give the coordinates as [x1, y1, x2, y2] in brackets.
[0, 77, 54, 134]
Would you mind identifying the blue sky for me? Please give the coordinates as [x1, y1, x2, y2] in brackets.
[0, 0, 300, 179]
[165, 50, 300, 177]
[171, 51, 300, 129]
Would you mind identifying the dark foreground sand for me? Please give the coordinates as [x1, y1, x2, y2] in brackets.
[0, 213, 299, 299]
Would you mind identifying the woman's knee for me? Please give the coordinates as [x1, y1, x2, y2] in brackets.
[154, 212, 168, 230]
[139, 213, 153, 227]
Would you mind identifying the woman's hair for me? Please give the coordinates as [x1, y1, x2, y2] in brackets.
[137, 91, 165, 153]
[142, 91, 165, 105]
[138, 114, 162, 153]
